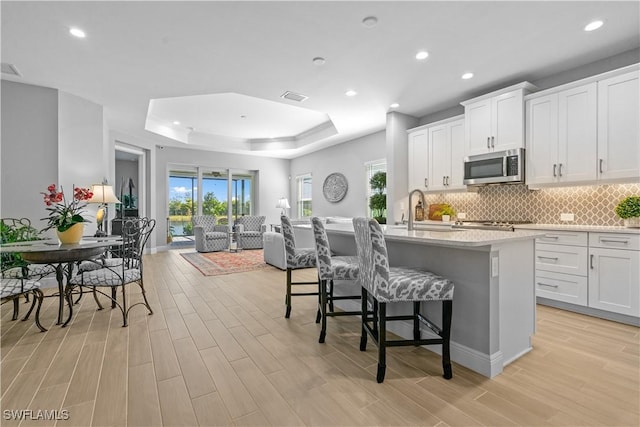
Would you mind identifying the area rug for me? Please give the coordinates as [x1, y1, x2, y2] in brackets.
[181, 249, 271, 276]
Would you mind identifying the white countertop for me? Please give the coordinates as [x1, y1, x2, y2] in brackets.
[297, 222, 545, 248]
[515, 223, 640, 234]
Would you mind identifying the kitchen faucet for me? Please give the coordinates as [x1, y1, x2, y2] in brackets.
[407, 189, 426, 231]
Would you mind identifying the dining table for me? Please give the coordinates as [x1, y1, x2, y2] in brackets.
[0, 236, 122, 326]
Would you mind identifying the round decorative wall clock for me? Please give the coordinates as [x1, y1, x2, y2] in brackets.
[322, 172, 348, 203]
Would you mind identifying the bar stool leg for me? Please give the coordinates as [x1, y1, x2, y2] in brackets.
[319, 279, 327, 343]
[442, 300, 453, 379]
[413, 301, 421, 342]
[377, 301, 387, 383]
[285, 269, 292, 318]
[360, 287, 368, 351]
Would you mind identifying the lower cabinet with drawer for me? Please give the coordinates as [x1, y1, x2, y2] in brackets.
[588, 233, 640, 317]
[535, 230, 589, 306]
[535, 229, 639, 323]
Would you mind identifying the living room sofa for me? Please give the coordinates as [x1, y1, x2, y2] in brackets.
[263, 217, 352, 269]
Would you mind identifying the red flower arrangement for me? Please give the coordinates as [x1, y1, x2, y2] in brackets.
[41, 184, 94, 232]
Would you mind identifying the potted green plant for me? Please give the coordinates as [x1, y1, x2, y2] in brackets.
[615, 196, 640, 228]
[369, 171, 387, 224]
[434, 204, 456, 222]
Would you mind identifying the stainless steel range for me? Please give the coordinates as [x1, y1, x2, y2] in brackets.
[451, 220, 533, 232]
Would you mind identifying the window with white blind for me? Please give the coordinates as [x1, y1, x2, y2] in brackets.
[365, 159, 387, 217]
[296, 173, 312, 218]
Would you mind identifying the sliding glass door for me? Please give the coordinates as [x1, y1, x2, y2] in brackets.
[168, 168, 197, 237]
[168, 166, 255, 238]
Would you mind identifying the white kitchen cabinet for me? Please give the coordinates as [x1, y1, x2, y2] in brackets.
[588, 247, 640, 317]
[408, 129, 429, 191]
[597, 71, 640, 182]
[428, 118, 465, 191]
[526, 83, 597, 186]
[558, 83, 598, 183]
[534, 228, 640, 321]
[526, 94, 558, 186]
[536, 271, 588, 306]
[534, 231, 589, 307]
[588, 232, 640, 317]
[462, 82, 536, 156]
[526, 66, 639, 188]
[407, 116, 464, 193]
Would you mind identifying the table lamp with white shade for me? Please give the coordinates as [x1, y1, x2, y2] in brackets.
[88, 184, 121, 236]
[276, 197, 290, 216]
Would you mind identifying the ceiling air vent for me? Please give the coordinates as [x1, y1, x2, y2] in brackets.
[1, 63, 21, 77]
[280, 91, 308, 102]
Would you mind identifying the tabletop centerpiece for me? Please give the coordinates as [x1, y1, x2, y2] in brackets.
[41, 184, 94, 244]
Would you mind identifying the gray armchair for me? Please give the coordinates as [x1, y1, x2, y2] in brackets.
[235, 215, 266, 249]
[192, 216, 230, 252]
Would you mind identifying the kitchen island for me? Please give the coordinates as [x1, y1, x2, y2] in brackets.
[293, 223, 545, 378]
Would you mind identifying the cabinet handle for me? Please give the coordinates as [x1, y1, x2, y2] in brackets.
[558, 163, 563, 177]
[442, 176, 446, 186]
[446, 176, 450, 185]
[599, 159, 604, 174]
[537, 282, 559, 289]
[487, 137, 490, 149]
[424, 178, 428, 188]
[537, 256, 559, 261]
[491, 136, 495, 148]
[590, 254, 595, 269]
[600, 238, 629, 245]
[553, 164, 557, 177]
[542, 235, 559, 240]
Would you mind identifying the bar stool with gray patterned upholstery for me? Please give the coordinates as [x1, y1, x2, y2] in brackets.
[311, 217, 360, 343]
[281, 215, 318, 319]
[352, 217, 454, 383]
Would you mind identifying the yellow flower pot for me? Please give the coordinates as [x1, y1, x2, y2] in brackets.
[57, 223, 84, 244]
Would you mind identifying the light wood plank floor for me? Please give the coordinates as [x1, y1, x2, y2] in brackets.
[2, 249, 639, 426]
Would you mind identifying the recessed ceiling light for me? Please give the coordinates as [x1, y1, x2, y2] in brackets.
[312, 57, 326, 66]
[69, 27, 86, 38]
[584, 20, 604, 31]
[345, 90, 357, 97]
[415, 51, 429, 60]
[390, 103, 400, 109]
[461, 72, 474, 80]
[173, 121, 181, 125]
[362, 16, 378, 28]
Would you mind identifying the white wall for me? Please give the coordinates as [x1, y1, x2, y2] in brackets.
[154, 146, 290, 250]
[0, 82, 109, 237]
[289, 131, 386, 219]
[58, 91, 106, 235]
[386, 112, 418, 224]
[1, 81, 58, 229]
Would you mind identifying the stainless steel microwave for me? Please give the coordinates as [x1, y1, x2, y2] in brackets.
[463, 148, 525, 186]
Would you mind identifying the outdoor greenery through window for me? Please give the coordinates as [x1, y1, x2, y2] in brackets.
[296, 173, 312, 218]
[168, 168, 254, 238]
[365, 159, 387, 218]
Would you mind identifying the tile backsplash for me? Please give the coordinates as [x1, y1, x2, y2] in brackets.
[423, 183, 640, 226]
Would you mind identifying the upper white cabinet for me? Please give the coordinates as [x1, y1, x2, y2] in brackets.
[408, 129, 429, 191]
[428, 118, 465, 191]
[526, 83, 598, 186]
[461, 82, 537, 156]
[597, 71, 640, 181]
[407, 116, 465, 193]
[526, 65, 639, 188]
